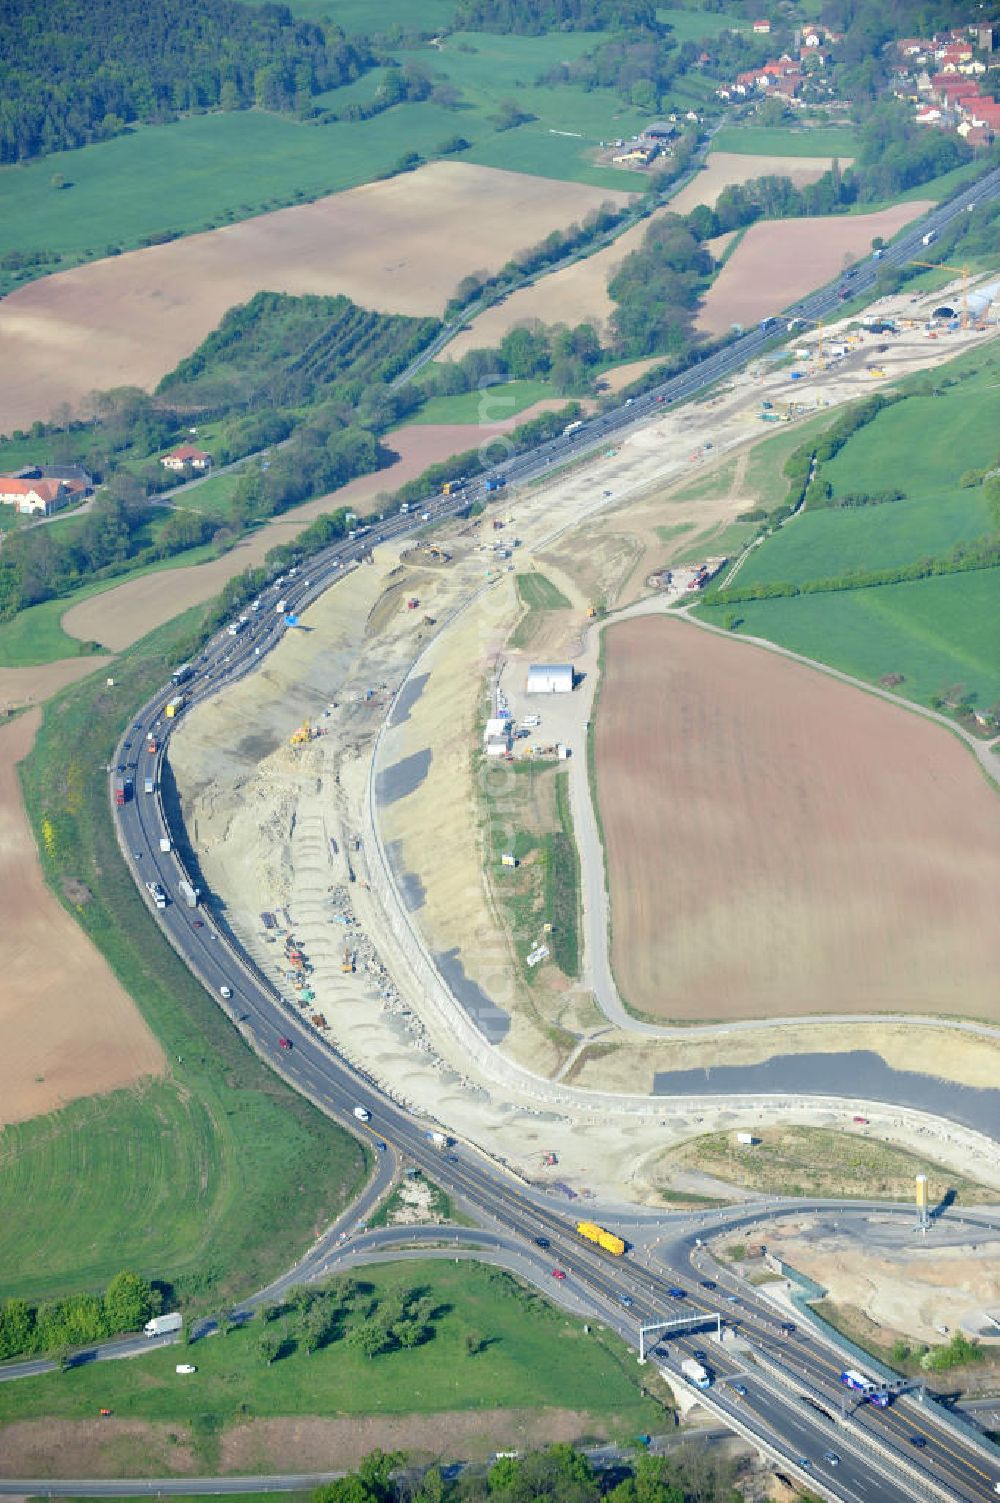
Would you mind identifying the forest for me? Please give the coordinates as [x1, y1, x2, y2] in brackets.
[0, 0, 377, 162]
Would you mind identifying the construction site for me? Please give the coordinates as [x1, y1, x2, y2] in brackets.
[167, 268, 1000, 1207]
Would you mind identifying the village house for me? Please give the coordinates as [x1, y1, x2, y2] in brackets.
[753, 18, 771, 34]
[161, 444, 213, 472]
[0, 464, 93, 517]
[0, 476, 70, 516]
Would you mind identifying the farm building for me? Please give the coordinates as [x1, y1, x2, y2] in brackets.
[0, 476, 70, 515]
[527, 663, 574, 695]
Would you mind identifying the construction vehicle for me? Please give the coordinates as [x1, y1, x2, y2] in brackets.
[576, 1220, 626, 1256]
[289, 723, 318, 746]
[165, 695, 186, 718]
[586, 605, 597, 619]
[681, 1358, 711, 1389]
[342, 946, 355, 974]
[407, 598, 419, 610]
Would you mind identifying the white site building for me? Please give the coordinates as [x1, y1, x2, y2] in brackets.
[526, 663, 574, 695]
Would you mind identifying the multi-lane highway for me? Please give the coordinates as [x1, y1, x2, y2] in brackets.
[103, 164, 1000, 1503]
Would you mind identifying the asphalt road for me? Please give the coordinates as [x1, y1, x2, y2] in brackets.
[95, 162, 1000, 1503]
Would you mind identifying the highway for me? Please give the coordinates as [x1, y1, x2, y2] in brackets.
[103, 162, 1000, 1503]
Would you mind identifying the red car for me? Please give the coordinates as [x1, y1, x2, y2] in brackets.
[551, 1268, 566, 1280]
[279, 1037, 292, 1051]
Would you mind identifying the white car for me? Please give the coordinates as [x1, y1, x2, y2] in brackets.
[220, 984, 233, 999]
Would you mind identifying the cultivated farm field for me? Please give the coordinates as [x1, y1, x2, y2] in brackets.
[595, 616, 1000, 1024]
[447, 151, 847, 357]
[0, 162, 628, 428]
[0, 711, 164, 1126]
[697, 203, 932, 333]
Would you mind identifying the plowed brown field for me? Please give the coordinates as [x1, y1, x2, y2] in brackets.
[596, 617, 1000, 1022]
[0, 710, 164, 1125]
[0, 163, 628, 428]
[697, 202, 932, 333]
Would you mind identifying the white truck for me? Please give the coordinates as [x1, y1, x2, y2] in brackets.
[145, 881, 167, 910]
[353, 1105, 371, 1121]
[144, 1311, 183, 1337]
[159, 836, 171, 853]
[178, 878, 200, 909]
[227, 618, 246, 636]
[426, 1130, 449, 1149]
[921, 229, 938, 246]
[276, 599, 288, 614]
[681, 1357, 711, 1389]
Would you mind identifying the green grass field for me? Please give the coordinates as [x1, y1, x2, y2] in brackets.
[0, 595, 107, 666]
[697, 568, 1000, 709]
[656, 7, 750, 38]
[697, 351, 1000, 709]
[168, 471, 243, 520]
[710, 126, 859, 158]
[0, 1262, 661, 1433]
[0, 31, 641, 283]
[735, 368, 1000, 592]
[6, 613, 367, 1306]
[405, 380, 554, 426]
[515, 572, 571, 610]
[0, 102, 485, 277]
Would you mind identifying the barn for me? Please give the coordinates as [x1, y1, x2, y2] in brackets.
[526, 663, 574, 694]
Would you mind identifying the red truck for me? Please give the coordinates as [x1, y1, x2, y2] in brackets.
[113, 775, 130, 806]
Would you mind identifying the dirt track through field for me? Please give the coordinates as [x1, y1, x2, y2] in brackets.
[596, 616, 1000, 1023]
[0, 163, 628, 428]
[698, 202, 933, 333]
[0, 710, 164, 1126]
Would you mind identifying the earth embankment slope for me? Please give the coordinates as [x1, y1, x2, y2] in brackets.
[595, 614, 1000, 1023]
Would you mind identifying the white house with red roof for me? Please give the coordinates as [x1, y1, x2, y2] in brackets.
[752, 18, 770, 33]
[0, 476, 70, 516]
[161, 444, 213, 472]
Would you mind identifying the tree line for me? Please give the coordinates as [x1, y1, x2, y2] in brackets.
[313, 1442, 740, 1503]
[0, 0, 378, 162]
[0, 1271, 159, 1360]
[453, 0, 658, 33]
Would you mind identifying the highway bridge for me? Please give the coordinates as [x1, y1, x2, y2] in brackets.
[100, 161, 1000, 1503]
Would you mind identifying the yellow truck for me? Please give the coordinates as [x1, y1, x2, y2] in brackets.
[165, 694, 186, 718]
[577, 1220, 626, 1256]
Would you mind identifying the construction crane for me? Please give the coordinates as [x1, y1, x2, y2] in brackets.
[908, 259, 971, 327]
